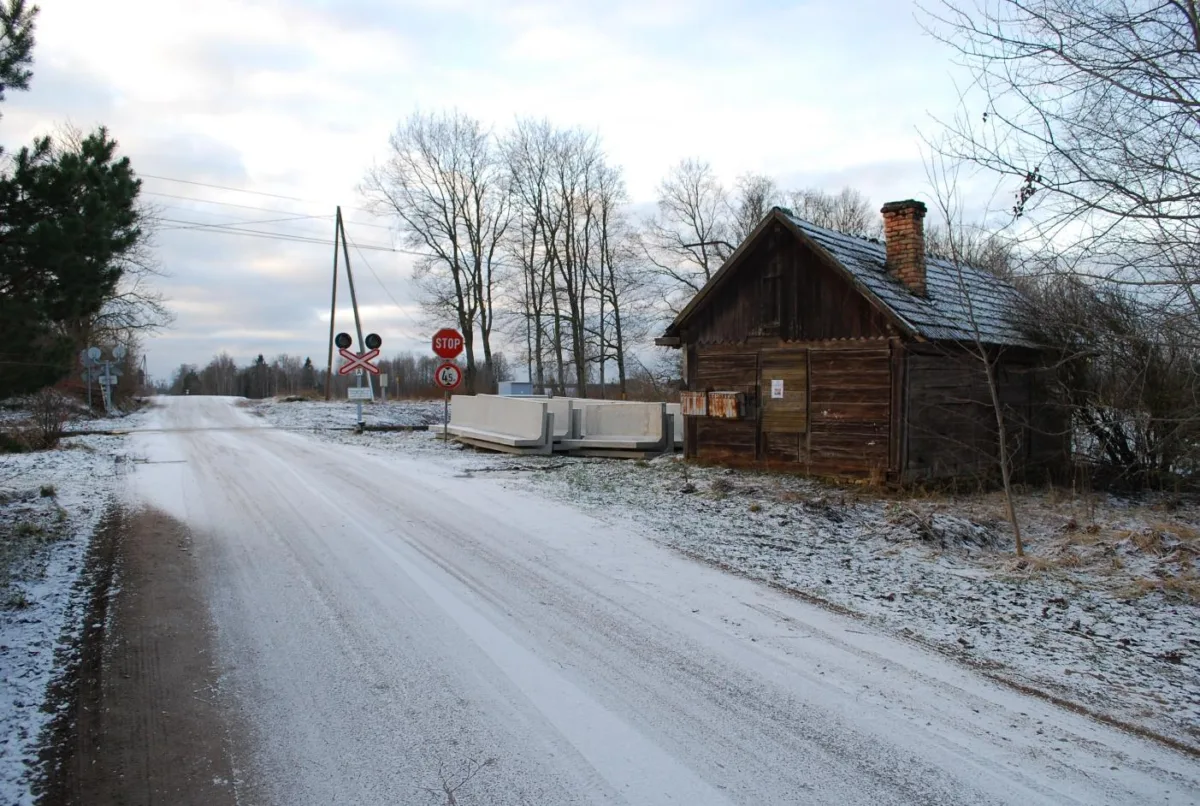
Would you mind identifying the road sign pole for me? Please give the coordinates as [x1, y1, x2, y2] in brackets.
[444, 392, 449, 444]
[101, 361, 111, 413]
[356, 369, 363, 430]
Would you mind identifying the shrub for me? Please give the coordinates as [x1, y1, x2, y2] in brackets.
[27, 389, 72, 450]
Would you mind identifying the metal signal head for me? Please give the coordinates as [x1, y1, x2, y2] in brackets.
[335, 332, 353, 349]
[365, 333, 382, 350]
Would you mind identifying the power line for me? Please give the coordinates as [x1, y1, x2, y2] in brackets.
[143, 190, 395, 231]
[344, 230, 424, 340]
[139, 173, 381, 216]
[156, 211, 329, 231]
[158, 218, 405, 253]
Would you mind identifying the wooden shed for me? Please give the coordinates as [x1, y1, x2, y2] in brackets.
[656, 202, 1067, 482]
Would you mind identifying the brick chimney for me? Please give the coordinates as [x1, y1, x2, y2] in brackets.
[881, 199, 928, 296]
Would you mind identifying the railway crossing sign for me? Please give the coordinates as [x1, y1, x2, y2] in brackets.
[338, 348, 379, 375]
[432, 328, 464, 360]
[434, 362, 462, 390]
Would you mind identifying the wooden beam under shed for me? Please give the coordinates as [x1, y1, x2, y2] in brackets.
[655, 336, 681, 347]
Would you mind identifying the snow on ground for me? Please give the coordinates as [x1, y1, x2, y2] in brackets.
[269, 398, 1200, 751]
[246, 396, 446, 431]
[0, 402, 149, 805]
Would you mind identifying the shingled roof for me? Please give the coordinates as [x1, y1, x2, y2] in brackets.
[663, 207, 1036, 348]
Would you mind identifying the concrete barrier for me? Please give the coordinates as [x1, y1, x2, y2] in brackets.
[546, 397, 572, 441]
[447, 395, 553, 454]
[559, 401, 670, 455]
[556, 398, 681, 450]
[666, 403, 682, 447]
[476, 394, 571, 442]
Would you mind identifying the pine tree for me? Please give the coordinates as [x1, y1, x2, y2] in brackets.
[0, 130, 143, 397]
[301, 357, 316, 390]
[0, 0, 147, 400]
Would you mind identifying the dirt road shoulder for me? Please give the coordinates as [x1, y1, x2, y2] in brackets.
[35, 505, 252, 806]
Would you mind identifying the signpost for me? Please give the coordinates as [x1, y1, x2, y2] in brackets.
[430, 329, 464, 444]
[434, 361, 462, 442]
[335, 331, 382, 429]
[80, 345, 125, 413]
[434, 362, 462, 390]
[432, 328, 464, 360]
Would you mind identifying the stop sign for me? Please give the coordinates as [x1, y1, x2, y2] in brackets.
[432, 328, 464, 359]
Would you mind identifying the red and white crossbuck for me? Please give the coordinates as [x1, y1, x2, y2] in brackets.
[337, 347, 380, 376]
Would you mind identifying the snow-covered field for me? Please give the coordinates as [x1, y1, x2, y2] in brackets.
[247, 397, 446, 430]
[0, 403, 148, 805]
[278, 399, 1200, 752]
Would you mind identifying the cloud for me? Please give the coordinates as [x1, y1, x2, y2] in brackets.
[6, 0, 983, 380]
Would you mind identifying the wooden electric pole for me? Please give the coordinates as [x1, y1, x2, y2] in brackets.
[337, 208, 374, 398]
[324, 213, 340, 400]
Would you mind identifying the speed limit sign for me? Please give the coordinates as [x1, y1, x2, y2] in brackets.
[434, 362, 462, 390]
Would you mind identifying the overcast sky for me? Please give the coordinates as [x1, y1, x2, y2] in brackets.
[3, 0, 992, 381]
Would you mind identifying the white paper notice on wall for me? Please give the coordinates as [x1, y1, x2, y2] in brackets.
[771, 379, 784, 399]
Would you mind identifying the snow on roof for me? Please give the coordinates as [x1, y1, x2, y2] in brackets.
[783, 213, 1037, 348]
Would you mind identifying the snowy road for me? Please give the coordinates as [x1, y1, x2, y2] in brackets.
[127, 397, 1200, 805]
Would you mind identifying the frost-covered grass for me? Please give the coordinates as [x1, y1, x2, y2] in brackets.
[529, 458, 1200, 749]
[247, 397, 446, 431]
[0, 400, 148, 805]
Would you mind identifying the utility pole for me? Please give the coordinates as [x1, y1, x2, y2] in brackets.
[336, 208, 374, 399]
[325, 212, 341, 400]
[337, 207, 373, 427]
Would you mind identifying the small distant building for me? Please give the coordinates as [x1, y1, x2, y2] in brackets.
[656, 202, 1067, 482]
[498, 381, 535, 397]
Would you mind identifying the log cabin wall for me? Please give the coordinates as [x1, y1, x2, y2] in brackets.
[687, 227, 894, 345]
[672, 211, 1066, 483]
[902, 344, 1069, 482]
[680, 229, 901, 476]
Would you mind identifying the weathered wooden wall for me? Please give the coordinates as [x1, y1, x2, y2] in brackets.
[903, 344, 1068, 482]
[688, 340, 894, 476]
[807, 344, 891, 477]
[675, 222, 1066, 482]
[692, 347, 759, 463]
[685, 227, 894, 345]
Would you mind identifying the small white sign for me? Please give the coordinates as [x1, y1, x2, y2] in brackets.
[380, 373, 389, 387]
[771, 379, 784, 399]
[347, 387, 373, 401]
[99, 376, 118, 386]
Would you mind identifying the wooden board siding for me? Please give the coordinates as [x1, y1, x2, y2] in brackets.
[693, 349, 758, 462]
[807, 345, 891, 476]
[759, 348, 808, 433]
[687, 230, 893, 346]
[903, 345, 1068, 482]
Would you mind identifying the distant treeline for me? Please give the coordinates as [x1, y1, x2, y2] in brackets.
[162, 351, 512, 399]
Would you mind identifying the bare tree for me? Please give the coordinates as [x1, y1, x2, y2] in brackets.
[642, 159, 734, 313]
[921, 0, 1200, 321]
[927, 151, 1026, 555]
[730, 172, 781, 242]
[785, 186, 881, 237]
[502, 119, 558, 392]
[362, 110, 510, 393]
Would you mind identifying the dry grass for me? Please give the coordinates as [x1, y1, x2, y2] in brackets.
[1120, 573, 1200, 601]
